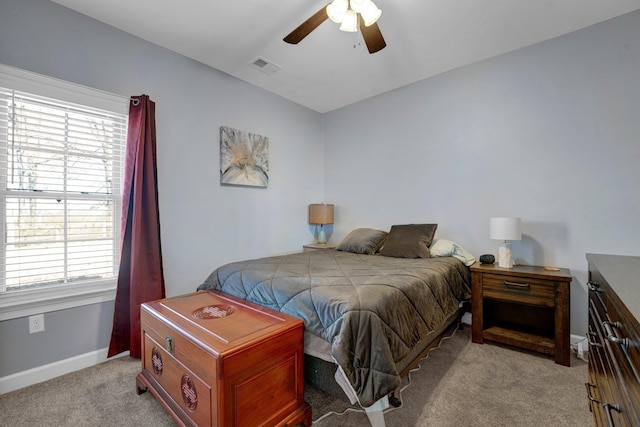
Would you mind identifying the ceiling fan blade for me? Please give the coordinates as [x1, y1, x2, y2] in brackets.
[359, 15, 386, 54]
[284, 4, 330, 44]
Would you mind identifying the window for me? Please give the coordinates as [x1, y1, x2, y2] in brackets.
[0, 64, 128, 320]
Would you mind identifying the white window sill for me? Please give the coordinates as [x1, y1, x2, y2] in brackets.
[0, 279, 117, 321]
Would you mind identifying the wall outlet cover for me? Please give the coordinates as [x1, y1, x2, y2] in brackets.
[29, 314, 45, 334]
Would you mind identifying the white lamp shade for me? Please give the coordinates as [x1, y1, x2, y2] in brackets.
[350, 0, 371, 14]
[490, 217, 522, 241]
[361, 1, 382, 26]
[339, 9, 358, 32]
[327, 0, 348, 23]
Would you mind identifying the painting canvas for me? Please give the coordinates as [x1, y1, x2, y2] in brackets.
[220, 126, 269, 187]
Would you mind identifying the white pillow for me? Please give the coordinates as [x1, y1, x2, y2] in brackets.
[430, 239, 476, 266]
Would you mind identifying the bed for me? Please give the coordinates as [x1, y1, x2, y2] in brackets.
[196, 225, 474, 423]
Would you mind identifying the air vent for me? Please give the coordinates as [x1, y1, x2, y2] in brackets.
[249, 56, 281, 76]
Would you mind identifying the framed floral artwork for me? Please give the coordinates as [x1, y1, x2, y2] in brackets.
[219, 126, 269, 187]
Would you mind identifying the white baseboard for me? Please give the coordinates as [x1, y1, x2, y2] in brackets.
[570, 334, 587, 346]
[0, 348, 129, 394]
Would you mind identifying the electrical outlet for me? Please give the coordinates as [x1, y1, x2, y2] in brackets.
[29, 314, 45, 334]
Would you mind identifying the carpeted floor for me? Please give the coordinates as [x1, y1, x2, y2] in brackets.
[0, 326, 592, 426]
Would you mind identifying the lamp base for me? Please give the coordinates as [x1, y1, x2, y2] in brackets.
[497, 242, 513, 268]
[317, 229, 328, 244]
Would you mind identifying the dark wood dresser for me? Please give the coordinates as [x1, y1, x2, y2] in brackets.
[136, 290, 311, 427]
[586, 254, 640, 426]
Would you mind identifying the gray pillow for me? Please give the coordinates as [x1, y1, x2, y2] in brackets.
[337, 228, 388, 255]
[379, 224, 438, 258]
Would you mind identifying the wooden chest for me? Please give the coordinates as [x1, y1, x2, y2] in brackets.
[136, 290, 311, 427]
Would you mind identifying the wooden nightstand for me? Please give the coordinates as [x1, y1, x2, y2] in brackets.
[303, 243, 337, 252]
[470, 263, 572, 366]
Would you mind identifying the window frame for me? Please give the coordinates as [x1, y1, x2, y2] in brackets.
[0, 64, 129, 321]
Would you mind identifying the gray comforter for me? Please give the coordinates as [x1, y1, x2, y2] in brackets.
[198, 250, 471, 407]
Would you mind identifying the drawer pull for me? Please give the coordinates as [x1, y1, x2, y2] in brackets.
[602, 321, 630, 348]
[588, 281, 608, 312]
[587, 330, 603, 348]
[603, 403, 621, 427]
[585, 383, 599, 412]
[587, 281, 602, 293]
[503, 281, 530, 290]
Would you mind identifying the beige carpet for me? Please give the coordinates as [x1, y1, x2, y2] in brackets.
[307, 326, 592, 426]
[0, 326, 592, 427]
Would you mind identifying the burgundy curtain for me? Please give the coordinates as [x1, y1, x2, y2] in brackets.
[108, 95, 165, 358]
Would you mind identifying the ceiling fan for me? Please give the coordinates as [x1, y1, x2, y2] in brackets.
[283, 0, 386, 54]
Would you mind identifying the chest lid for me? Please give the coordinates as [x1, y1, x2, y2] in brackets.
[142, 290, 301, 356]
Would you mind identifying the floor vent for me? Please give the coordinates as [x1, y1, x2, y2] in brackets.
[249, 56, 281, 76]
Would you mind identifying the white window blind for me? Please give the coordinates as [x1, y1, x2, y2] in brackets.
[0, 87, 127, 293]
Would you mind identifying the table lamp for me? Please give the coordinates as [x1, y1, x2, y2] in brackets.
[490, 217, 521, 268]
[309, 204, 334, 244]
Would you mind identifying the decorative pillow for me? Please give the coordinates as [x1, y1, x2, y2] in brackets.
[430, 238, 476, 266]
[379, 224, 437, 258]
[337, 228, 388, 255]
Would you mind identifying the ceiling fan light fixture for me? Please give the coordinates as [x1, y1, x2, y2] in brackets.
[339, 9, 358, 32]
[327, 0, 348, 23]
[349, 0, 371, 14]
[361, 2, 382, 26]
[283, 1, 386, 54]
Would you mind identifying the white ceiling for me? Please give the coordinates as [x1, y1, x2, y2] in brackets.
[51, 0, 640, 113]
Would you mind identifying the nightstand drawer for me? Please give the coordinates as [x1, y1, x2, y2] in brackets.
[483, 273, 555, 307]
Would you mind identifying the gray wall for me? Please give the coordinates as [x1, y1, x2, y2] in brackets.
[0, 302, 115, 375]
[0, 0, 324, 377]
[323, 10, 640, 336]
